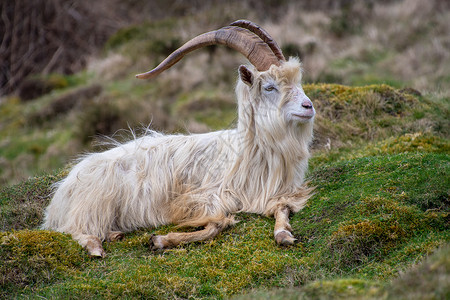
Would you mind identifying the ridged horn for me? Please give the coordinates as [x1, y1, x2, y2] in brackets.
[230, 20, 285, 62]
[136, 25, 282, 79]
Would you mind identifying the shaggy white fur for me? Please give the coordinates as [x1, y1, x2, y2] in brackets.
[42, 58, 315, 256]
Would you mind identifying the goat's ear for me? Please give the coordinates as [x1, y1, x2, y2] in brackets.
[239, 65, 254, 86]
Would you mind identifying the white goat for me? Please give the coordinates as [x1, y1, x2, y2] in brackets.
[42, 20, 315, 257]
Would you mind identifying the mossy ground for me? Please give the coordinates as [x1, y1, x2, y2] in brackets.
[1, 132, 448, 299]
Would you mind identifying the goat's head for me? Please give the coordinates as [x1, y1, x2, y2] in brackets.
[136, 20, 314, 128]
[238, 58, 315, 127]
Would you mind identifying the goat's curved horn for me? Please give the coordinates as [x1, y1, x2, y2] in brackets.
[136, 25, 281, 79]
[229, 20, 285, 62]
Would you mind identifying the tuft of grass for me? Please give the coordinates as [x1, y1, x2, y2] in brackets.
[384, 245, 450, 299]
[303, 83, 437, 151]
[305, 83, 418, 118]
[327, 195, 447, 269]
[0, 173, 64, 231]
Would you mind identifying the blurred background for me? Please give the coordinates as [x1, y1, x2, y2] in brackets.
[1, 0, 449, 186]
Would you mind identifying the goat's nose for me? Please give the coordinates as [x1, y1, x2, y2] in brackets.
[302, 98, 313, 109]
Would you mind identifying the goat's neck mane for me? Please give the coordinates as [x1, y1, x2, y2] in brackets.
[223, 59, 313, 212]
[236, 58, 311, 165]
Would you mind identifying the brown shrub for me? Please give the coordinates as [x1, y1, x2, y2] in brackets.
[0, 0, 120, 95]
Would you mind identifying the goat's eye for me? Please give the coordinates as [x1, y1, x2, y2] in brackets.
[264, 85, 277, 92]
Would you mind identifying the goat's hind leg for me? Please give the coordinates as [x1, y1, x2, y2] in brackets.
[149, 217, 234, 250]
[274, 206, 296, 246]
[72, 231, 122, 258]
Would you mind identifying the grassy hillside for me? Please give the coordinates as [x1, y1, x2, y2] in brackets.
[1, 133, 448, 298]
[1, 82, 449, 298]
[1, 0, 449, 298]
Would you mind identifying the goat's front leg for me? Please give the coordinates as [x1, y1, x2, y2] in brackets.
[274, 206, 296, 246]
[149, 219, 231, 250]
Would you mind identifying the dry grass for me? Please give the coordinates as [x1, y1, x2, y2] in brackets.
[1, 0, 449, 184]
[260, 0, 450, 94]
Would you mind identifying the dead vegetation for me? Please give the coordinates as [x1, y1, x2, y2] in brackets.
[0, 0, 449, 185]
[0, 0, 123, 96]
[4, 0, 448, 97]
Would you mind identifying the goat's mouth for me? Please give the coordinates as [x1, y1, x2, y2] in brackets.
[292, 113, 314, 120]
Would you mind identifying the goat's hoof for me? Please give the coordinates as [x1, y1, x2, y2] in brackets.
[149, 234, 166, 251]
[108, 231, 124, 242]
[88, 247, 106, 258]
[86, 238, 106, 258]
[275, 230, 296, 246]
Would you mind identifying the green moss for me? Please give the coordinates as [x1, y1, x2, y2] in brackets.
[304, 83, 417, 117]
[0, 230, 88, 295]
[326, 196, 446, 269]
[311, 132, 449, 171]
[379, 132, 450, 154]
[236, 246, 450, 300]
[295, 152, 449, 280]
